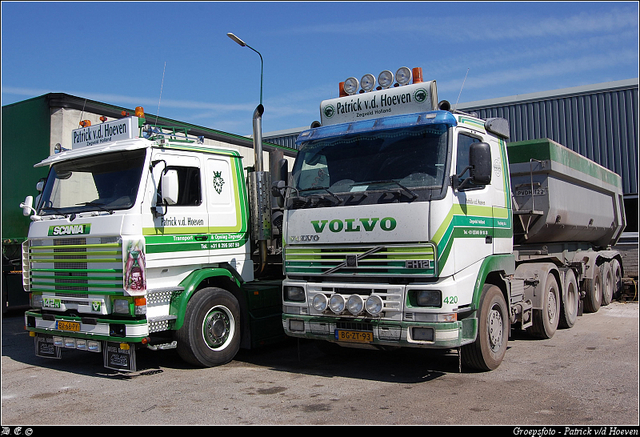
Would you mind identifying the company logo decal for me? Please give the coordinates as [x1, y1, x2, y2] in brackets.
[48, 224, 91, 236]
[212, 171, 225, 194]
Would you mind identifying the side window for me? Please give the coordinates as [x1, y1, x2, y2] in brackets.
[158, 166, 202, 206]
[456, 133, 481, 184]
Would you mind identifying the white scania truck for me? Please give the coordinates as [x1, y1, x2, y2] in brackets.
[278, 67, 626, 370]
[21, 105, 286, 371]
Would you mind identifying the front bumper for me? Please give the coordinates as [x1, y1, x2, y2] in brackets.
[282, 313, 477, 349]
[25, 310, 149, 343]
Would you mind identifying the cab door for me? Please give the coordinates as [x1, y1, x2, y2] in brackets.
[145, 152, 209, 267]
[452, 130, 495, 274]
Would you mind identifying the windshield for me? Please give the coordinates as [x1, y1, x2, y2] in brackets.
[38, 150, 146, 215]
[291, 124, 449, 206]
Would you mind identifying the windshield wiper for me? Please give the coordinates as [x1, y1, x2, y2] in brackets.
[76, 200, 114, 214]
[366, 180, 418, 200]
[298, 187, 342, 205]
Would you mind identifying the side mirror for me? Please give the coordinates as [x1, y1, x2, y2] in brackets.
[21, 196, 34, 216]
[271, 159, 289, 208]
[457, 142, 492, 191]
[469, 142, 492, 185]
[161, 169, 179, 205]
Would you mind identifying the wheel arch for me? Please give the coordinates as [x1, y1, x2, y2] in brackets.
[172, 267, 252, 348]
[471, 254, 515, 311]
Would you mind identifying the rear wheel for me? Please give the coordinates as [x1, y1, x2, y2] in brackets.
[559, 269, 579, 329]
[610, 259, 623, 300]
[530, 273, 560, 339]
[462, 284, 508, 371]
[583, 265, 602, 313]
[176, 287, 241, 367]
[601, 262, 614, 306]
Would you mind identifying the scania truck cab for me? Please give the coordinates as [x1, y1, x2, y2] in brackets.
[21, 108, 284, 371]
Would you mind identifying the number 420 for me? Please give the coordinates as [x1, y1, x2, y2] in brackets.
[443, 295, 458, 304]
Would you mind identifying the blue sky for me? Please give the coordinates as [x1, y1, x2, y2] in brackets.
[2, 2, 638, 136]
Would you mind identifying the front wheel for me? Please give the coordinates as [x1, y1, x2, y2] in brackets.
[176, 287, 241, 367]
[462, 284, 509, 371]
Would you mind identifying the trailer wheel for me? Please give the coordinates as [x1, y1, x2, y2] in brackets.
[601, 262, 614, 306]
[559, 269, 579, 329]
[462, 284, 508, 371]
[176, 287, 241, 367]
[610, 259, 623, 300]
[530, 273, 560, 339]
[583, 265, 602, 313]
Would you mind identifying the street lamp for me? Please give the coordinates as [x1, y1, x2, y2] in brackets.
[227, 32, 270, 273]
[227, 32, 263, 106]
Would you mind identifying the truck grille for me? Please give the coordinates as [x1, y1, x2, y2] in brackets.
[284, 243, 437, 278]
[24, 237, 123, 294]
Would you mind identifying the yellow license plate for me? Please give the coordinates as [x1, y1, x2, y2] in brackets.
[335, 330, 373, 343]
[57, 321, 81, 332]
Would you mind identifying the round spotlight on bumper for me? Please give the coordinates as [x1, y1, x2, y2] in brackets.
[395, 66, 412, 85]
[378, 70, 394, 89]
[343, 77, 359, 95]
[365, 295, 384, 316]
[346, 295, 365, 315]
[360, 73, 376, 92]
[312, 294, 328, 312]
[329, 294, 346, 314]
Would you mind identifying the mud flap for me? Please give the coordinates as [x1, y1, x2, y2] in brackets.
[103, 342, 137, 372]
[34, 336, 61, 359]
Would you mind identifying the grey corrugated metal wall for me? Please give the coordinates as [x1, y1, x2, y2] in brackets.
[457, 80, 638, 197]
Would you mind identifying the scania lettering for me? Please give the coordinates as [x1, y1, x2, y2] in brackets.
[276, 67, 626, 370]
[21, 105, 287, 371]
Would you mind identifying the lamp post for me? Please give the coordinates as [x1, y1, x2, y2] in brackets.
[227, 32, 263, 106]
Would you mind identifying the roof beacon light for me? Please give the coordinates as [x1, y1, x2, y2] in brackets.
[360, 73, 376, 92]
[378, 70, 394, 89]
[135, 106, 145, 118]
[412, 67, 423, 84]
[395, 67, 412, 86]
[79, 120, 91, 127]
[343, 77, 359, 95]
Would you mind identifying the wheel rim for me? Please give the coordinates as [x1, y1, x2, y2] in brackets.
[547, 285, 558, 323]
[202, 305, 235, 351]
[488, 304, 504, 353]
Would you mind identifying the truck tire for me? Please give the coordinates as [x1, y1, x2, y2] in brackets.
[601, 262, 614, 306]
[583, 265, 602, 313]
[530, 273, 560, 339]
[462, 284, 508, 371]
[559, 269, 579, 329]
[176, 287, 241, 367]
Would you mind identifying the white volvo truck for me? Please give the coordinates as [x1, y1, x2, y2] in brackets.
[21, 105, 286, 371]
[278, 67, 626, 370]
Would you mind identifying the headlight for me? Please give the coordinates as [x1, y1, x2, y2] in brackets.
[30, 293, 43, 309]
[113, 299, 130, 314]
[329, 294, 345, 314]
[346, 295, 364, 315]
[312, 294, 328, 312]
[360, 73, 376, 92]
[343, 77, 359, 95]
[284, 286, 305, 302]
[415, 290, 441, 307]
[378, 70, 394, 89]
[365, 295, 383, 316]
